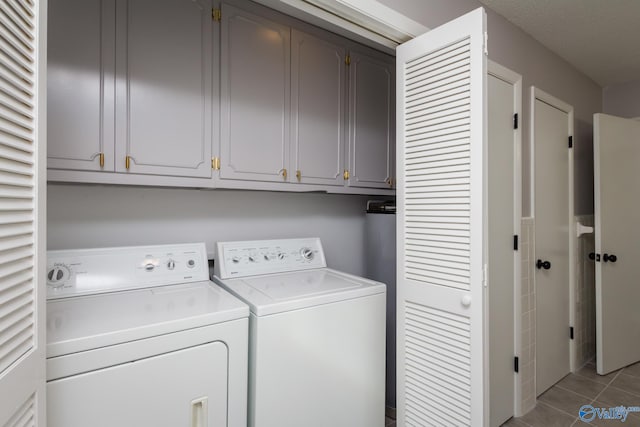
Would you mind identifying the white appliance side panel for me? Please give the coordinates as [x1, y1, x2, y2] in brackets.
[47, 342, 228, 427]
[250, 293, 386, 427]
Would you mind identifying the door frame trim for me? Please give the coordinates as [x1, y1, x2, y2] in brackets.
[530, 86, 576, 387]
[489, 60, 523, 417]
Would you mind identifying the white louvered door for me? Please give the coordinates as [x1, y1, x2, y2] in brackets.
[396, 8, 487, 426]
[0, 0, 46, 426]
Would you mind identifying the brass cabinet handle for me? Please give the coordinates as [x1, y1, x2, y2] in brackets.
[280, 168, 287, 180]
[125, 155, 130, 170]
[343, 169, 350, 180]
[296, 170, 301, 181]
[99, 152, 104, 168]
[211, 157, 220, 170]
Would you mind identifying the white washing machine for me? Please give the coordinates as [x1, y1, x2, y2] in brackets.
[46, 243, 249, 427]
[212, 238, 386, 427]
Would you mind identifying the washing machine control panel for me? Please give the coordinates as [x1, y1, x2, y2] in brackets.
[215, 238, 327, 279]
[46, 243, 209, 299]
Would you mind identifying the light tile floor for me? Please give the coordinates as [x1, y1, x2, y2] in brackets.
[502, 360, 640, 427]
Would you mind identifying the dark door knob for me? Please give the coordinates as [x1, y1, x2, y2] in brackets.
[536, 259, 551, 270]
[603, 253, 617, 263]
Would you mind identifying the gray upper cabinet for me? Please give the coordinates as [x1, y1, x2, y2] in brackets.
[115, 0, 213, 178]
[48, 0, 115, 171]
[347, 46, 395, 189]
[220, 3, 290, 183]
[47, 0, 395, 194]
[290, 29, 346, 186]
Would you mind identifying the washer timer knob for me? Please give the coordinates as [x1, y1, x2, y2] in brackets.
[300, 247, 314, 261]
[166, 260, 176, 270]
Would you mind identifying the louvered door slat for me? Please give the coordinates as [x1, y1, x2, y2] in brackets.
[0, 0, 35, 401]
[4, 394, 35, 427]
[0, 79, 33, 110]
[406, 38, 469, 74]
[0, 89, 33, 120]
[5, 0, 34, 29]
[0, 2, 33, 39]
[397, 8, 486, 426]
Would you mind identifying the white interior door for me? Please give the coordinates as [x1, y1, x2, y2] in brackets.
[0, 0, 47, 425]
[594, 113, 640, 375]
[487, 63, 521, 426]
[396, 8, 487, 426]
[532, 88, 573, 396]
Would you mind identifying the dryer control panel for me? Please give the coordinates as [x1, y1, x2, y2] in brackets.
[46, 243, 209, 299]
[215, 238, 327, 279]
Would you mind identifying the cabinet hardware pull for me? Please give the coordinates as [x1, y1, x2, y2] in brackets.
[296, 170, 301, 181]
[99, 152, 104, 168]
[211, 157, 220, 170]
[125, 155, 130, 170]
[280, 168, 287, 180]
[343, 169, 350, 180]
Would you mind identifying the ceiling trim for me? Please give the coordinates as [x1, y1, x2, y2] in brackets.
[252, 0, 428, 53]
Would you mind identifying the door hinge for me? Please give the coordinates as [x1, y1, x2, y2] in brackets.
[345, 54, 351, 66]
[483, 263, 488, 288]
[513, 235, 519, 251]
[212, 8, 221, 21]
[570, 326, 574, 340]
[343, 169, 350, 180]
[483, 31, 488, 56]
[514, 356, 519, 373]
[513, 113, 519, 130]
[568, 136, 573, 148]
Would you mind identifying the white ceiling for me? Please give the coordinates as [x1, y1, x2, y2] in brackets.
[478, 0, 640, 87]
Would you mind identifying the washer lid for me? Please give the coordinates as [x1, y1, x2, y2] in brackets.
[214, 268, 386, 316]
[46, 281, 249, 358]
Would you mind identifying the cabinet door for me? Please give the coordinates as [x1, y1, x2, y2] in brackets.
[48, 0, 115, 171]
[290, 29, 345, 186]
[220, 3, 290, 182]
[348, 47, 395, 189]
[115, 0, 213, 178]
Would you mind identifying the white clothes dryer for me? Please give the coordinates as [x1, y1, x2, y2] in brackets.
[46, 243, 249, 427]
[213, 238, 386, 427]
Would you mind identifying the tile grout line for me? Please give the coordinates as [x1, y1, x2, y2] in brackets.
[541, 370, 621, 426]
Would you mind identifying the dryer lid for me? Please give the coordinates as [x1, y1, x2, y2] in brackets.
[214, 268, 386, 316]
[46, 280, 249, 358]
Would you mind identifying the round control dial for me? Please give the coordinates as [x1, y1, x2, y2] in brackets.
[166, 260, 176, 270]
[47, 264, 70, 288]
[300, 247, 314, 261]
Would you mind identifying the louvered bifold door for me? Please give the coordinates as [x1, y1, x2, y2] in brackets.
[0, 0, 46, 426]
[396, 8, 487, 427]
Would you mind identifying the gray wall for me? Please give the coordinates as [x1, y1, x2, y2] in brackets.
[379, 0, 602, 215]
[603, 80, 640, 118]
[47, 184, 372, 275]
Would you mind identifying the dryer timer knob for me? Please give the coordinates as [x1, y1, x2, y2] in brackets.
[300, 248, 314, 261]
